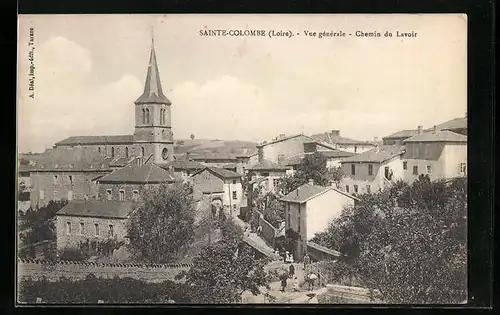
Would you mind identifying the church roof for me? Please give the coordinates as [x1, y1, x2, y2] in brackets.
[55, 135, 134, 146]
[135, 39, 171, 105]
[27, 147, 113, 171]
[98, 163, 175, 184]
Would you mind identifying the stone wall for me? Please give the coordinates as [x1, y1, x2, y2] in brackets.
[17, 259, 193, 283]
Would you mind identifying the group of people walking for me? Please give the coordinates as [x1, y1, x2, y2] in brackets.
[279, 254, 318, 293]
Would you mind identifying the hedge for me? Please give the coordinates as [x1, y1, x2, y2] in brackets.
[18, 274, 191, 304]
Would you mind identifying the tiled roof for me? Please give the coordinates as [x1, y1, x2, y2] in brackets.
[222, 163, 238, 169]
[98, 163, 175, 183]
[340, 145, 406, 163]
[189, 153, 238, 161]
[134, 43, 171, 105]
[55, 135, 134, 146]
[27, 147, 113, 171]
[286, 155, 304, 166]
[317, 150, 356, 158]
[206, 167, 241, 179]
[160, 160, 206, 171]
[433, 117, 467, 131]
[311, 132, 373, 145]
[382, 129, 422, 140]
[403, 130, 467, 143]
[57, 200, 135, 219]
[248, 159, 290, 171]
[281, 183, 358, 203]
[109, 156, 135, 167]
[257, 134, 314, 148]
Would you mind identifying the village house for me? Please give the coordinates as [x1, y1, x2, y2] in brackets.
[402, 127, 467, 182]
[159, 159, 205, 183]
[96, 162, 176, 202]
[28, 147, 117, 208]
[191, 167, 243, 214]
[257, 134, 315, 165]
[281, 181, 358, 260]
[247, 160, 292, 194]
[55, 200, 135, 251]
[287, 141, 356, 172]
[310, 130, 376, 153]
[340, 145, 406, 195]
[382, 115, 467, 145]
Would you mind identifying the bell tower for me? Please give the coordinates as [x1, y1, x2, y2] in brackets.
[133, 32, 174, 164]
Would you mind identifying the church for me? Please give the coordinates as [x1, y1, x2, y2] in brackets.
[22, 38, 178, 208]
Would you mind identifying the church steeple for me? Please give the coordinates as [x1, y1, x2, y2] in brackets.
[135, 31, 171, 105]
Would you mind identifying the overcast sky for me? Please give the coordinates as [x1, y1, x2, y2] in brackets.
[18, 14, 467, 153]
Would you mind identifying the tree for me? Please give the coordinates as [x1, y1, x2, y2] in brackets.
[190, 134, 195, 140]
[177, 218, 270, 303]
[313, 175, 467, 303]
[127, 183, 195, 263]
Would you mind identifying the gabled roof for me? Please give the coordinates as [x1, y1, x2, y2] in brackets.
[311, 132, 374, 146]
[340, 145, 406, 164]
[27, 147, 113, 171]
[57, 200, 135, 219]
[403, 130, 467, 143]
[160, 160, 206, 171]
[257, 134, 314, 148]
[134, 39, 171, 105]
[281, 183, 358, 203]
[248, 159, 290, 171]
[98, 163, 175, 183]
[55, 135, 134, 146]
[433, 117, 467, 131]
[382, 129, 422, 140]
[192, 167, 241, 179]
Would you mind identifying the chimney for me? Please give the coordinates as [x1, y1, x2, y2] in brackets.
[331, 130, 340, 136]
[308, 179, 314, 186]
[433, 125, 437, 134]
[296, 187, 300, 197]
[417, 125, 423, 135]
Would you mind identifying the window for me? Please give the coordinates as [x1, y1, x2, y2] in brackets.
[354, 185, 358, 193]
[413, 165, 418, 175]
[94, 224, 99, 236]
[145, 109, 150, 124]
[79, 222, 84, 235]
[232, 191, 237, 200]
[273, 178, 279, 188]
[368, 164, 373, 176]
[460, 163, 467, 175]
[132, 190, 139, 201]
[351, 164, 356, 175]
[366, 185, 371, 194]
[142, 108, 146, 124]
[125, 147, 129, 158]
[111, 147, 115, 158]
[141, 147, 145, 157]
[67, 190, 73, 201]
[427, 165, 432, 174]
[66, 222, 71, 235]
[98, 147, 101, 154]
[69, 175, 73, 185]
[39, 190, 45, 200]
[287, 213, 291, 226]
[53, 175, 58, 184]
[345, 185, 349, 193]
[119, 190, 125, 201]
[403, 161, 407, 170]
[108, 225, 114, 238]
[233, 204, 237, 209]
[106, 189, 112, 200]
[232, 180, 237, 184]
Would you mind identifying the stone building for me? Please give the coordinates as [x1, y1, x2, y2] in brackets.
[310, 130, 376, 153]
[96, 162, 176, 202]
[55, 200, 135, 251]
[52, 37, 175, 165]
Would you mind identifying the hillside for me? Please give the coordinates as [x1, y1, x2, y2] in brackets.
[173, 139, 258, 156]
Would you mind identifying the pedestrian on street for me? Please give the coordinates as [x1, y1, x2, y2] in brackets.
[293, 276, 300, 292]
[280, 270, 288, 292]
[289, 264, 295, 278]
[303, 253, 310, 271]
[308, 273, 318, 290]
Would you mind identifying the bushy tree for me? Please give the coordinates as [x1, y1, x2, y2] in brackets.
[127, 183, 195, 263]
[177, 218, 270, 303]
[312, 175, 467, 303]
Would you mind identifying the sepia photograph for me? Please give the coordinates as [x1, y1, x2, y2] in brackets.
[16, 14, 467, 305]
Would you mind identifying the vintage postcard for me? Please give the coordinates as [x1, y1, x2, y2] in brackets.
[17, 14, 467, 305]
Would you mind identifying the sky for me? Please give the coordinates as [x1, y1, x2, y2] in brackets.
[17, 14, 467, 153]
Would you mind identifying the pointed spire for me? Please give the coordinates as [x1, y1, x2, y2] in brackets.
[135, 29, 171, 105]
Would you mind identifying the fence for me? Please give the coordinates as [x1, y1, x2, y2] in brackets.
[17, 259, 193, 283]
